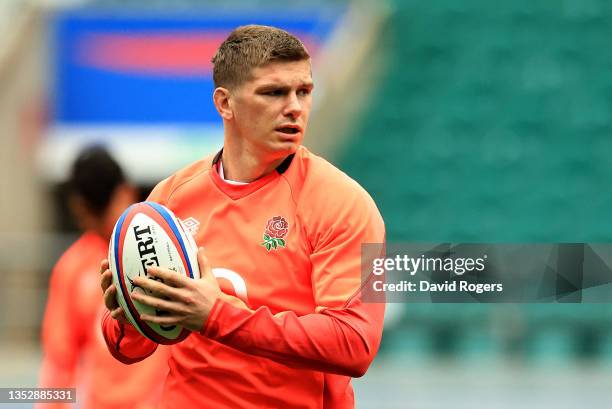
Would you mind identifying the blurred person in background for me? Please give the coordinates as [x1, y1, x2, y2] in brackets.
[38, 145, 169, 409]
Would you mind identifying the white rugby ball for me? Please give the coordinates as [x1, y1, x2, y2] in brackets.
[108, 201, 200, 344]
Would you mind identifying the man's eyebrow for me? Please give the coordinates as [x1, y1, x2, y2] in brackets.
[255, 81, 314, 91]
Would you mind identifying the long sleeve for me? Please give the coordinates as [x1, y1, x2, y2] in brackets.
[202, 280, 384, 377]
[101, 310, 158, 364]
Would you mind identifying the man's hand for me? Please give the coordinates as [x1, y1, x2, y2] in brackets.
[99, 259, 128, 323]
[131, 248, 221, 332]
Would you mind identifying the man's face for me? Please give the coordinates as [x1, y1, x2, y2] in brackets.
[229, 59, 313, 160]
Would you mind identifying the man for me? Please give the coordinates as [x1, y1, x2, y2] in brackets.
[39, 146, 168, 409]
[100, 25, 385, 408]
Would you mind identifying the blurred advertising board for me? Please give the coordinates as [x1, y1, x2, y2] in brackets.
[39, 7, 342, 184]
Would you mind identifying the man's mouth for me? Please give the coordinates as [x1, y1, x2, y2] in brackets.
[276, 126, 301, 135]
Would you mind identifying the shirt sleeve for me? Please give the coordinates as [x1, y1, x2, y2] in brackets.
[101, 310, 159, 364]
[203, 285, 384, 377]
[202, 183, 386, 377]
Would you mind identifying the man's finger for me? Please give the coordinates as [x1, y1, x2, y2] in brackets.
[111, 307, 128, 323]
[146, 266, 187, 287]
[132, 291, 187, 314]
[101, 269, 113, 292]
[140, 313, 184, 326]
[100, 259, 109, 275]
[104, 284, 119, 310]
[132, 276, 183, 299]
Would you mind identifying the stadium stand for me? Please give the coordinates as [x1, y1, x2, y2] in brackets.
[336, 0, 612, 363]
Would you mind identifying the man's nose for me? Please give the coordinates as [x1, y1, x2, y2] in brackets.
[283, 93, 302, 118]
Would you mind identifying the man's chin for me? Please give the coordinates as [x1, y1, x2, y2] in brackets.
[258, 138, 302, 162]
[271, 140, 300, 156]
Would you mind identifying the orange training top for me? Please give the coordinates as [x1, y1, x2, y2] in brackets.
[39, 231, 169, 409]
[102, 145, 385, 409]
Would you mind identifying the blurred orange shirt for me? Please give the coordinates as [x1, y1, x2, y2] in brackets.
[39, 231, 169, 409]
[102, 146, 386, 408]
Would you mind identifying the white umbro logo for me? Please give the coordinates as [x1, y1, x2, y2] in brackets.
[180, 217, 200, 236]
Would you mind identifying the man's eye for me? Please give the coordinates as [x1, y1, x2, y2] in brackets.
[298, 89, 311, 96]
[265, 90, 283, 96]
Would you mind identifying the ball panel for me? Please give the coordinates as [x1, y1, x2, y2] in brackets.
[145, 201, 197, 279]
[175, 215, 201, 281]
[112, 204, 151, 339]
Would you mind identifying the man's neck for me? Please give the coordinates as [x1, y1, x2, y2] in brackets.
[221, 145, 286, 183]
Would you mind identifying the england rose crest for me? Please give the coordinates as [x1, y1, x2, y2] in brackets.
[261, 216, 288, 251]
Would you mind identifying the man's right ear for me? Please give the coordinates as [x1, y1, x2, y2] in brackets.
[213, 87, 233, 120]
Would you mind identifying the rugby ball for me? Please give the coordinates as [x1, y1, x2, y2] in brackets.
[108, 201, 200, 344]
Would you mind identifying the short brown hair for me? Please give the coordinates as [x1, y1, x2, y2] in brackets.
[212, 25, 310, 89]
